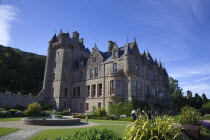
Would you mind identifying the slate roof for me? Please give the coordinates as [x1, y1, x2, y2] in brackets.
[50, 34, 58, 42]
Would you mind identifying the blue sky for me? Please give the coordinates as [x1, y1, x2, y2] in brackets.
[0, 0, 210, 98]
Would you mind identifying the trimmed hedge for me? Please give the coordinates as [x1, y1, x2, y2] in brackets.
[118, 117, 133, 122]
[73, 115, 109, 120]
[73, 115, 85, 119]
[92, 117, 108, 120]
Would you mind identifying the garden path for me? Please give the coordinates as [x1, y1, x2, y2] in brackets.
[0, 121, 101, 140]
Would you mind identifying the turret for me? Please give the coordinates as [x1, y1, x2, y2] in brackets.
[72, 31, 79, 41]
[49, 34, 57, 43]
[123, 43, 133, 76]
[79, 38, 84, 44]
[158, 60, 162, 69]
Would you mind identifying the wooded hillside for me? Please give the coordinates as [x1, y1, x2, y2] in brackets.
[0, 45, 46, 95]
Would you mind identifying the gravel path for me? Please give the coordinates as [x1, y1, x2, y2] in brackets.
[0, 129, 42, 140]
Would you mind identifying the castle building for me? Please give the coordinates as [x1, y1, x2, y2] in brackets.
[40, 30, 170, 112]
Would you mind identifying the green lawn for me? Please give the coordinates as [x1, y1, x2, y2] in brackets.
[0, 127, 19, 136]
[80, 119, 132, 124]
[0, 117, 21, 121]
[29, 125, 128, 140]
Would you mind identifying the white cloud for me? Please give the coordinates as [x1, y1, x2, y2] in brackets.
[194, 76, 210, 82]
[0, 4, 18, 46]
[182, 83, 210, 94]
[170, 64, 210, 78]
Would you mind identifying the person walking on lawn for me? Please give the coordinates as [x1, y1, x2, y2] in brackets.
[131, 109, 137, 121]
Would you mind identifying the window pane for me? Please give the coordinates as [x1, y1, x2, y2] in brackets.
[116, 80, 122, 95]
[110, 80, 115, 95]
[95, 67, 98, 77]
[113, 63, 117, 70]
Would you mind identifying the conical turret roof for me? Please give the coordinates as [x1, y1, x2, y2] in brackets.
[123, 43, 132, 56]
[50, 34, 57, 42]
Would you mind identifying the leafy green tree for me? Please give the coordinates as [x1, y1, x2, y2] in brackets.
[201, 101, 210, 115]
[169, 77, 185, 110]
[108, 101, 133, 118]
[194, 93, 203, 109]
[187, 90, 192, 98]
[202, 93, 208, 104]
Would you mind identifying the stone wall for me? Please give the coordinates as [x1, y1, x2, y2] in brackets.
[0, 91, 42, 108]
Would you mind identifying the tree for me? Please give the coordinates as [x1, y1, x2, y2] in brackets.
[202, 93, 208, 104]
[194, 93, 203, 109]
[108, 101, 133, 118]
[169, 77, 185, 110]
[187, 90, 192, 98]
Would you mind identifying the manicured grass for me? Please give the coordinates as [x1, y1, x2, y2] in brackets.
[0, 127, 19, 136]
[0, 117, 22, 121]
[29, 125, 128, 140]
[80, 119, 132, 124]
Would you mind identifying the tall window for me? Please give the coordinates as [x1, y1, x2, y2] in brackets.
[92, 85, 96, 97]
[135, 81, 138, 95]
[113, 63, 117, 70]
[136, 64, 139, 72]
[152, 87, 156, 97]
[98, 83, 102, 96]
[80, 71, 82, 80]
[86, 103, 89, 111]
[65, 88, 67, 97]
[73, 87, 76, 97]
[151, 70, 155, 80]
[110, 80, 115, 95]
[154, 71, 157, 80]
[116, 80, 122, 95]
[95, 67, 98, 77]
[98, 102, 101, 108]
[138, 83, 142, 97]
[90, 69, 94, 78]
[87, 85, 90, 97]
[146, 70, 149, 80]
[78, 87, 80, 97]
[147, 85, 150, 94]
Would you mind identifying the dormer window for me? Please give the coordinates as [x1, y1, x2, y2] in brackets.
[114, 51, 117, 57]
[92, 57, 97, 63]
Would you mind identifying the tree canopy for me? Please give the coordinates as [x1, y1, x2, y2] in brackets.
[0, 45, 46, 95]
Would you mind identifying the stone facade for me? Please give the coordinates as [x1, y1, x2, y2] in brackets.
[0, 91, 41, 107]
[40, 30, 170, 113]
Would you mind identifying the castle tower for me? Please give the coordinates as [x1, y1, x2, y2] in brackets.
[40, 34, 57, 104]
[53, 31, 80, 110]
[123, 43, 134, 100]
